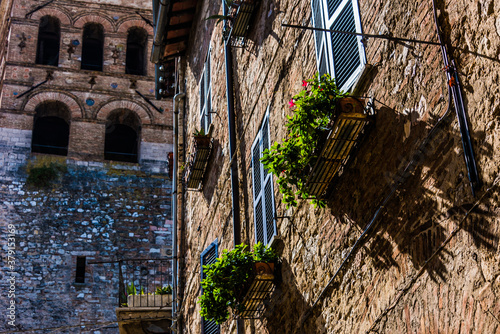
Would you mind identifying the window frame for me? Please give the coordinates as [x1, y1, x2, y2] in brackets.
[251, 109, 277, 246]
[199, 48, 212, 134]
[312, 0, 366, 91]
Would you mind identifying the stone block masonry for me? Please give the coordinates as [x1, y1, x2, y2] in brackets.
[0, 152, 172, 333]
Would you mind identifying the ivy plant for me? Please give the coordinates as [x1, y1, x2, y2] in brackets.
[198, 242, 278, 324]
[260, 73, 346, 209]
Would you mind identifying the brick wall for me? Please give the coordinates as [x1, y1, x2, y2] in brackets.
[179, 0, 500, 333]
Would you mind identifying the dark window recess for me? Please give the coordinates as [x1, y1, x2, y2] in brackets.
[81, 23, 104, 71]
[75, 256, 86, 283]
[104, 109, 141, 163]
[31, 101, 70, 156]
[36, 16, 60, 66]
[125, 27, 148, 76]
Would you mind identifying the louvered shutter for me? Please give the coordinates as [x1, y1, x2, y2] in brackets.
[251, 112, 276, 246]
[200, 49, 212, 134]
[200, 241, 220, 334]
[324, 0, 365, 90]
[205, 52, 212, 130]
[312, 0, 329, 77]
[199, 71, 206, 132]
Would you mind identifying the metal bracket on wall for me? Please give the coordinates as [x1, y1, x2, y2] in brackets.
[25, 0, 56, 18]
[16, 80, 48, 99]
[136, 90, 164, 114]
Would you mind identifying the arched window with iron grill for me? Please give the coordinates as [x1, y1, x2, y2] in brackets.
[36, 16, 60, 66]
[31, 101, 70, 156]
[104, 109, 141, 163]
[125, 27, 148, 76]
[81, 23, 104, 71]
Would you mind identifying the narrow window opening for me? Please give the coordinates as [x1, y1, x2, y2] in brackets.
[75, 256, 86, 283]
[104, 109, 141, 163]
[81, 23, 104, 71]
[31, 101, 70, 156]
[36, 16, 60, 66]
[125, 27, 148, 76]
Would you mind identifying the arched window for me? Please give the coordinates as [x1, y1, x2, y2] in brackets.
[36, 16, 60, 66]
[81, 23, 104, 71]
[31, 101, 70, 156]
[125, 27, 148, 76]
[104, 109, 141, 163]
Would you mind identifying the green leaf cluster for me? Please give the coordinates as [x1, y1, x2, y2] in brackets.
[198, 242, 277, 324]
[260, 73, 345, 208]
[155, 285, 173, 295]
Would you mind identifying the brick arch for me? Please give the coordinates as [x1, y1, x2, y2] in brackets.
[96, 100, 152, 124]
[117, 19, 154, 35]
[74, 13, 114, 31]
[23, 91, 84, 119]
[30, 7, 71, 26]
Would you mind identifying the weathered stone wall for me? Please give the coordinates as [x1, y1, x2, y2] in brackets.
[0, 149, 172, 333]
[179, 0, 500, 333]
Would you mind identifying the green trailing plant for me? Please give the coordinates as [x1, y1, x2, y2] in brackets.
[26, 161, 67, 187]
[260, 73, 347, 209]
[155, 285, 173, 295]
[198, 242, 278, 324]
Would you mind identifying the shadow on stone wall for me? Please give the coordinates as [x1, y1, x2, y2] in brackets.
[202, 138, 224, 203]
[259, 258, 326, 334]
[243, 0, 280, 56]
[324, 103, 496, 282]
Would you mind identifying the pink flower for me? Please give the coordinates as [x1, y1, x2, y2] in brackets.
[302, 80, 308, 87]
[289, 99, 295, 108]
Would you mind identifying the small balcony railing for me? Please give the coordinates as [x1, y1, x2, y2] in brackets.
[224, 0, 261, 47]
[117, 259, 173, 308]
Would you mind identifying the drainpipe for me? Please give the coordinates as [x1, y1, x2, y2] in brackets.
[172, 92, 185, 325]
[151, 0, 170, 63]
[223, 2, 243, 333]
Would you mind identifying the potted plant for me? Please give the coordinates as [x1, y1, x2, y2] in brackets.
[198, 242, 278, 324]
[261, 73, 369, 208]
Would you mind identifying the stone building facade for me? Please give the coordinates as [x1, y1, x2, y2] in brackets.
[0, 0, 14, 96]
[165, 0, 500, 332]
[0, 0, 173, 332]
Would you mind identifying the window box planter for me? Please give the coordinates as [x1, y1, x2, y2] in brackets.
[261, 74, 374, 208]
[199, 243, 278, 324]
[237, 262, 276, 319]
[303, 97, 373, 198]
[127, 294, 172, 307]
[184, 134, 213, 189]
[219, 0, 260, 46]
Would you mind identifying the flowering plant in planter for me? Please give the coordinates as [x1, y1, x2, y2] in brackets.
[198, 242, 278, 324]
[260, 73, 347, 208]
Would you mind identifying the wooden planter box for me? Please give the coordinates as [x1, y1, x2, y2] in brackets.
[184, 135, 213, 190]
[237, 262, 276, 319]
[303, 97, 373, 198]
[127, 294, 172, 307]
